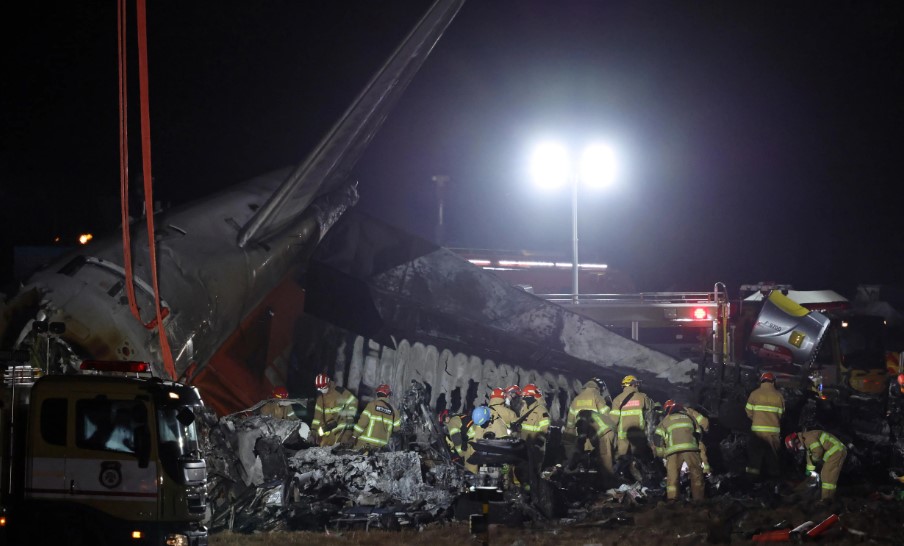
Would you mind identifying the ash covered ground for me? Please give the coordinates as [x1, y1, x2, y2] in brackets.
[201, 389, 904, 545]
[207, 493, 904, 545]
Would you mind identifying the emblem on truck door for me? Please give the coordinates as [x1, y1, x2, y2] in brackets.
[99, 461, 123, 488]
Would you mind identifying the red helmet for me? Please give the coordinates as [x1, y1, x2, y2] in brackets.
[315, 374, 330, 389]
[784, 432, 801, 451]
[504, 385, 521, 397]
[663, 399, 677, 413]
[522, 384, 541, 398]
[490, 387, 505, 400]
[438, 409, 450, 423]
[760, 372, 775, 383]
[376, 384, 392, 397]
[272, 386, 289, 399]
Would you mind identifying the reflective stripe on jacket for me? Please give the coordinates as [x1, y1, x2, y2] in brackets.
[519, 399, 550, 440]
[312, 384, 358, 436]
[799, 429, 845, 472]
[354, 399, 401, 447]
[611, 386, 653, 439]
[654, 412, 700, 457]
[565, 382, 610, 430]
[745, 382, 784, 434]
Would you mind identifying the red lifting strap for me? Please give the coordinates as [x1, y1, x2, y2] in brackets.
[117, 0, 177, 380]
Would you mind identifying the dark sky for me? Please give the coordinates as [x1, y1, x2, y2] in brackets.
[2, 2, 903, 295]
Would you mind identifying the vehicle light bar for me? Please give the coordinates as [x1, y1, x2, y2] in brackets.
[80, 360, 150, 373]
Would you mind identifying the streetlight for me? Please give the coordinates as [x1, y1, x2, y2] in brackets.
[530, 141, 616, 304]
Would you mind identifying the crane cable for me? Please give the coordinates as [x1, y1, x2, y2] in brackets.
[117, 0, 177, 380]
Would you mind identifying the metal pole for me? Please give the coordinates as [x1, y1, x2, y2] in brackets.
[571, 174, 579, 305]
[432, 175, 449, 245]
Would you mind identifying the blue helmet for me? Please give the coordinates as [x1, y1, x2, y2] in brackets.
[471, 405, 491, 427]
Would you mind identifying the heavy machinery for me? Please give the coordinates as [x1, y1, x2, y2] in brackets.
[0, 348, 208, 545]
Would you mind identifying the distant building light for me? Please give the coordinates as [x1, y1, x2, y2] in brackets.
[498, 260, 555, 268]
[78, 233, 94, 245]
[555, 262, 607, 270]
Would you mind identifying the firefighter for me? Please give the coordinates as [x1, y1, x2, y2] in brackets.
[785, 430, 847, 501]
[683, 404, 711, 474]
[487, 387, 514, 439]
[440, 409, 472, 467]
[259, 386, 297, 420]
[653, 400, 705, 501]
[515, 384, 551, 482]
[465, 405, 499, 477]
[745, 372, 785, 481]
[352, 384, 402, 452]
[311, 373, 359, 447]
[611, 375, 654, 459]
[563, 378, 615, 473]
[503, 384, 522, 416]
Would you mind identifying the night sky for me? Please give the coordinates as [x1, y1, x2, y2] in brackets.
[2, 2, 903, 296]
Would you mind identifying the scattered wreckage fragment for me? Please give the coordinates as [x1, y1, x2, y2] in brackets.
[201, 385, 474, 534]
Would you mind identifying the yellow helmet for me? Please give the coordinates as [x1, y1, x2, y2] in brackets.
[621, 375, 637, 387]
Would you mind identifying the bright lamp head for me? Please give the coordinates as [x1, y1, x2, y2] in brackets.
[530, 142, 570, 188]
[579, 143, 616, 188]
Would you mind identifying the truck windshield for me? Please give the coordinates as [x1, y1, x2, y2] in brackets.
[76, 399, 147, 454]
[157, 405, 200, 460]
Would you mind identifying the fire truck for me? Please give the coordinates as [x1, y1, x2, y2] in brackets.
[0, 344, 208, 545]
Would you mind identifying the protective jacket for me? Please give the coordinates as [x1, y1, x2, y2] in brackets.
[654, 410, 704, 501]
[798, 429, 847, 499]
[445, 414, 469, 457]
[654, 411, 700, 457]
[312, 383, 358, 446]
[684, 407, 710, 473]
[487, 398, 515, 439]
[744, 381, 784, 478]
[565, 381, 610, 430]
[745, 382, 784, 434]
[517, 398, 550, 442]
[611, 385, 654, 440]
[260, 399, 297, 420]
[353, 397, 401, 451]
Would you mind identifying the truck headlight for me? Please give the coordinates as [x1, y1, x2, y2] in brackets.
[165, 534, 188, 546]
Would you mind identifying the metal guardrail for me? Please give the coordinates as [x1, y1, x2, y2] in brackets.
[535, 291, 720, 305]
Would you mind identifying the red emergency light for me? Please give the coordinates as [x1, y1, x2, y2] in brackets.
[80, 360, 150, 373]
[692, 307, 708, 320]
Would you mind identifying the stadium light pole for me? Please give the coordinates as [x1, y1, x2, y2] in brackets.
[530, 142, 616, 304]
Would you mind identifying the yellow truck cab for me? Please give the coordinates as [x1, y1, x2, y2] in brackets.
[0, 361, 208, 545]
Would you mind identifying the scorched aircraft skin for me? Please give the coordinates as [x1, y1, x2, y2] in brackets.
[0, 0, 468, 414]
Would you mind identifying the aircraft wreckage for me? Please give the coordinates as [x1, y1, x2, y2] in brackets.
[2, 0, 904, 536]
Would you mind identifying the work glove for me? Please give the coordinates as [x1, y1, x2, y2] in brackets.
[323, 420, 339, 433]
